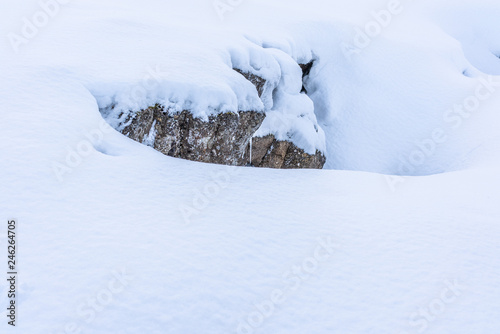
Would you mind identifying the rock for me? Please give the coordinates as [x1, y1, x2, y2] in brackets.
[299, 61, 314, 77]
[112, 65, 326, 169]
[234, 69, 266, 97]
[121, 104, 265, 166]
[249, 135, 326, 169]
[299, 61, 314, 94]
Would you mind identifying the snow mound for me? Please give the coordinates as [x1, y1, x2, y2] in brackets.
[2, 2, 500, 332]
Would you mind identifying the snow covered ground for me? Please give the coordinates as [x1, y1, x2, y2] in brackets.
[1, 0, 500, 333]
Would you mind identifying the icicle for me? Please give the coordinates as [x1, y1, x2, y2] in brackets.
[249, 136, 253, 165]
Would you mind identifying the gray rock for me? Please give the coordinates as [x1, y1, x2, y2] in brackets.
[249, 135, 326, 169]
[112, 66, 326, 169]
[122, 104, 265, 166]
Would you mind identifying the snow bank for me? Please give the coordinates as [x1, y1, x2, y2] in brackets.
[5, 0, 500, 173]
[2, 0, 500, 333]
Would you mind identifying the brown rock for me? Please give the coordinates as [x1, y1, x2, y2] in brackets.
[234, 69, 266, 97]
[122, 104, 265, 166]
[249, 135, 326, 169]
[110, 65, 326, 169]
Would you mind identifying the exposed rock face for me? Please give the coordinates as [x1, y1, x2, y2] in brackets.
[236, 65, 325, 169]
[249, 135, 326, 169]
[122, 104, 265, 166]
[299, 61, 314, 94]
[234, 69, 266, 97]
[115, 65, 326, 169]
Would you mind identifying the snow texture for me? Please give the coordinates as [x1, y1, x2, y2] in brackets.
[1, 0, 500, 333]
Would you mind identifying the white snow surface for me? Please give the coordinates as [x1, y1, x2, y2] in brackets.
[2, 0, 500, 333]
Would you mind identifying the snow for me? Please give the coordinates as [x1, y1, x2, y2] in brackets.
[1, 0, 500, 333]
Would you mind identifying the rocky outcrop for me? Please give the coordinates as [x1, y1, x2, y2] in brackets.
[234, 69, 266, 97]
[122, 104, 264, 166]
[249, 135, 326, 169]
[113, 65, 326, 169]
